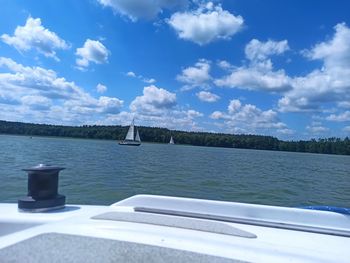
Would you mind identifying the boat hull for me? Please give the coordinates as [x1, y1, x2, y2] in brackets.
[118, 141, 141, 146]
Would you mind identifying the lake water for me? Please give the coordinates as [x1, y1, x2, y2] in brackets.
[1, 134, 349, 207]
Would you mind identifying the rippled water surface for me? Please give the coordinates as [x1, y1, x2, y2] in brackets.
[1, 134, 349, 207]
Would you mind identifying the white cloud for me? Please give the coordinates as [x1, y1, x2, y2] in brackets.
[276, 128, 295, 135]
[129, 108, 204, 131]
[338, 101, 350, 108]
[177, 59, 211, 89]
[1, 17, 69, 60]
[96, 110, 135, 126]
[96, 83, 107, 93]
[210, 99, 287, 134]
[210, 111, 224, 120]
[96, 96, 123, 113]
[97, 0, 188, 21]
[245, 39, 289, 61]
[125, 71, 156, 83]
[326, 111, 350, 122]
[217, 60, 233, 70]
[125, 84, 203, 130]
[124, 85, 203, 131]
[343, 126, 350, 132]
[76, 39, 109, 69]
[0, 57, 123, 124]
[228, 99, 242, 114]
[143, 78, 156, 84]
[186, 109, 203, 118]
[196, 91, 220, 102]
[126, 71, 136, 77]
[304, 23, 350, 68]
[215, 39, 292, 92]
[306, 124, 329, 134]
[130, 85, 176, 115]
[20, 95, 52, 110]
[279, 23, 350, 112]
[168, 2, 243, 45]
[213, 24, 350, 113]
[215, 63, 292, 92]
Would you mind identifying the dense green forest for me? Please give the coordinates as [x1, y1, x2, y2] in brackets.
[0, 120, 349, 155]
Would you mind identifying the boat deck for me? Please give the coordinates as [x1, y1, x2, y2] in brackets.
[0, 195, 349, 262]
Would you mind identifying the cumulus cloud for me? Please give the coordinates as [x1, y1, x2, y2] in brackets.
[186, 109, 203, 118]
[210, 111, 224, 120]
[217, 60, 233, 70]
[277, 128, 295, 135]
[214, 23, 350, 114]
[1, 17, 69, 60]
[97, 0, 188, 21]
[304, 23, 350, 68]
[228, 99, 242, 113]
[245, 39, 289, 61]
[0, 57, 123, 124]
[125, 71, 156, 83]
[20, 95, 52, 110]
[96, 83, 107, 93]
[76, 39, 109, 69]
[215, 62, 292, 92]
[126, 71, 136, 77]
[177, 59, 211, 89]
[196, 91, 220, 102]
[279, 23, 350, 112]
[306, 123, 329, 134]
[168, 2, 243, 45]
[125, 85, 203, 130]
[103, 108, 203, 131]
[338, 101, 350, 108]
[326, 111, 350, 122]
[215, 39, 292, 92]
[143, 78, 156, 84]
[210, 99, 287, 134]
[96, 96, 123, 113]
[130, 85, 176, 115]
[153, 108, 204, 130]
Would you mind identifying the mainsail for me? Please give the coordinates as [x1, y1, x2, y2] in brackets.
[125, 120, 135, 140]
[169, 136, 174, 144]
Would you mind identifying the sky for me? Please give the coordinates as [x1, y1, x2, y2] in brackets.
[0, 0, 350, 140]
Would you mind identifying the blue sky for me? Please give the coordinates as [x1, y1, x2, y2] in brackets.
[0, 0, 350, 140]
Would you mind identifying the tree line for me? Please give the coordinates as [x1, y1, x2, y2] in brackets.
[0, 120, 349, 155]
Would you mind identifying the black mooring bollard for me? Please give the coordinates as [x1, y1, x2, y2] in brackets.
[18, 164, 66, 212]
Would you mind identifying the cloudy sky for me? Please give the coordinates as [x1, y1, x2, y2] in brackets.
[1, 0, 350, 139]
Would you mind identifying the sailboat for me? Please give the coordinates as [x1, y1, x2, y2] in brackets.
[119, 119, 141, 146]
[169, 136, 174, 145]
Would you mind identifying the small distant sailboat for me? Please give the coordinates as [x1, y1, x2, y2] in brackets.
[169, 136, 175, 145]
[119, 119, 141, 146]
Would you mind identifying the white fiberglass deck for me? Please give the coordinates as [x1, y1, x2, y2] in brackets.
[0, 195, 349, 262]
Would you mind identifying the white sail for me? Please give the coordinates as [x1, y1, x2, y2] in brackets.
[125, 120, 134, 140]
[169, 136, 174, 144]
[119, 119, 141, 146]
[135, 129, 141, 142]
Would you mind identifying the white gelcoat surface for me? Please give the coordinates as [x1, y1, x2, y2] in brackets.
[0, 195, 349, 263]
